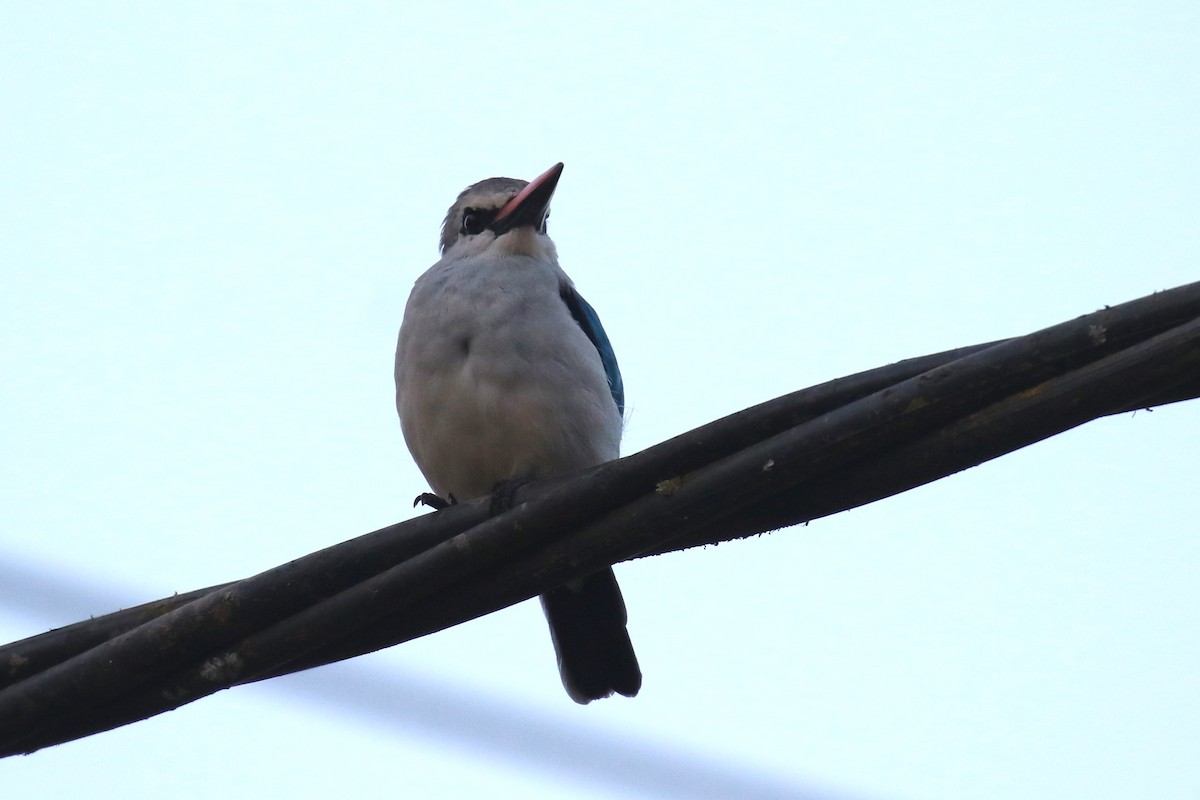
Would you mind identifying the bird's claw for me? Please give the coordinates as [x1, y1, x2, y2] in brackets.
[489, 479, 525, 515]
[414, 492, 455, 510]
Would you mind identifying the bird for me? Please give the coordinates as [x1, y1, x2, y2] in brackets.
[394, 162, 641, 703]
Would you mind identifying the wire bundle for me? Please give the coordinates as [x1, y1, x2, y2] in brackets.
[3, 280, 1199, 756]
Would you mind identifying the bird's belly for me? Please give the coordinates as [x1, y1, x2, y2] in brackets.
[400, 350, 618, 501]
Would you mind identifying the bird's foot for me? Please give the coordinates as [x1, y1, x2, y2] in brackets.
[489, 479, 527, 515]
[414, 492, 456, 510]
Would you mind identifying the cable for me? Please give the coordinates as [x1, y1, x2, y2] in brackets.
[2, 279, 1199, 758]
[1, 554, 871, 800]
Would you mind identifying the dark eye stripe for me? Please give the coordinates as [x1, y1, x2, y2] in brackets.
[460, 207, 496, 236]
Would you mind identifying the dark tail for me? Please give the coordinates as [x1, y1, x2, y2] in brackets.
[539, 567, 641, 704]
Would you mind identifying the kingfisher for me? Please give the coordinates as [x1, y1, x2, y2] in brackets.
[394, 163, 641, 703]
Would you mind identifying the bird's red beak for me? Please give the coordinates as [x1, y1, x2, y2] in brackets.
[490, 162, 564, 235]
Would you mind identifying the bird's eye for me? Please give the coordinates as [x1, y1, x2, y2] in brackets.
[461, 209, 488, 236]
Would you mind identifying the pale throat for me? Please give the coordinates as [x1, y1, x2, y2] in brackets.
[492, 228, 558, 261]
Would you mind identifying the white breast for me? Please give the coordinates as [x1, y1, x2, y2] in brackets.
[395, 252, 621, 500]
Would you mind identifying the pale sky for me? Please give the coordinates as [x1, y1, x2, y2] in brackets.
[3, 4, 1199, 799]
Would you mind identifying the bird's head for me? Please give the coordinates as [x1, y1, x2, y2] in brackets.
[439, 162, 564, 261]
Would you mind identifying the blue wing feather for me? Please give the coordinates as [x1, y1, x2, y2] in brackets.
[560, 284, 624, 416]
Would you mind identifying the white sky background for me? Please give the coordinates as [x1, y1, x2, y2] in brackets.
[2, 3, 1198, 798]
